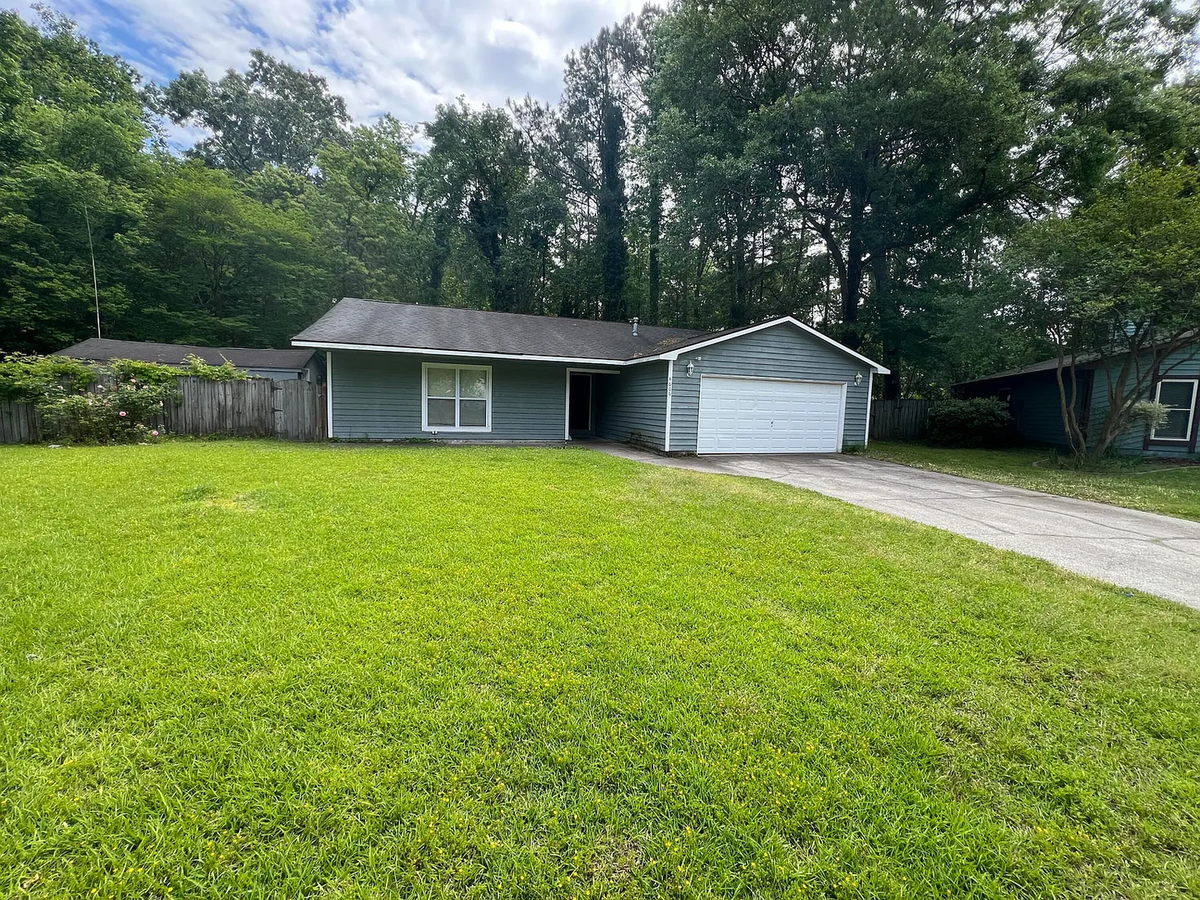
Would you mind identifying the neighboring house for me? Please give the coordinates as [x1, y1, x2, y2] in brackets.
[956, 335, 1200, 458]
[291, 298, 888, 453]
[55, 338, 324, 382]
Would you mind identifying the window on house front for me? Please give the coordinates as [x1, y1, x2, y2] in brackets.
[1150, 378, 1198, 442]
[423, 364, 491, 431]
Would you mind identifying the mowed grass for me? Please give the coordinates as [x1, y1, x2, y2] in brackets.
[865, 442, 1200, 522]
[2, 443, 1199, 900]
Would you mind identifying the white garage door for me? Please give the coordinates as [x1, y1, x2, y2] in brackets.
[697, 376, 844, 454]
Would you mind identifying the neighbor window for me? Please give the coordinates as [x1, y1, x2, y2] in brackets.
[423, 364, 491, 431]
[1150, 378, 1198, 442]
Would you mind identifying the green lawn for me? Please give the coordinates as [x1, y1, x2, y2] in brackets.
[2, 443, 1199, 899]
[864, 442, 1200, 522]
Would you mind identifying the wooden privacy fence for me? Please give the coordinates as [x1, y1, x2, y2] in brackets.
[0, 400, 40, 444]
[168, 377, 274, 437]
[0, 376, 326, 444]
[870, 399, 935, 442]
[272, 379, 327, 442]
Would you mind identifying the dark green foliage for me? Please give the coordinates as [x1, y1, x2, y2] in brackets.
[154, 49, 349, 176]
[1, 3, 1197, 409]
[927, 398, 1015, 448]
[0, 9, 150, 352]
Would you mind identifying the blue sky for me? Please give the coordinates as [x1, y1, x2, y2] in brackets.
[17, 0, 650, 128]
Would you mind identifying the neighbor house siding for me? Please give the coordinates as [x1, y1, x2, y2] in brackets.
[1006, 372, 1078, 447]
[667, 326, 870, 452]
[1091, 344, 1200, 458]
[593, 362, 669, 450]
[330, 350, 567, 441]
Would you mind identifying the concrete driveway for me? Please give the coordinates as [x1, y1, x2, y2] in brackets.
[593, 444, 1200, 609]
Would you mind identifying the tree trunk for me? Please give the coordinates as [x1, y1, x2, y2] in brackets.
[648, 175, 661, 326]
[871, 253, 901, 399]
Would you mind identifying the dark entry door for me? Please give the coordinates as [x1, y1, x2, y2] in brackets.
[568, 372, 592, 434]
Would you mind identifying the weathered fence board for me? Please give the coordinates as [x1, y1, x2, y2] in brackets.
[0, 400, 40, 443]
[1, 376, 327, 444]
[165, 377, 275, 438]
[273, 379, 327, 442]
[870, 399, 935, 442]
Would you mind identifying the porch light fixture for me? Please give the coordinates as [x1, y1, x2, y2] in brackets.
[854, 372, 863, 387]
[686, 360, 696, 377]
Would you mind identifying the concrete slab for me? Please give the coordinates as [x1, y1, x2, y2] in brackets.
[589, 442, 1200, 609]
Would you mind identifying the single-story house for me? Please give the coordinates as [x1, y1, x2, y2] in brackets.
[291, 298, 888, 453]
[956, 335, 1200, 457]
[55, 338, 323, 382]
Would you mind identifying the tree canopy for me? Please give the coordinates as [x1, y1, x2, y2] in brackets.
[1, 1, 1197, 431]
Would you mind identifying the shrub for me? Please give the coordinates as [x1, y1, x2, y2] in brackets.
[0, 353, 96, 401]
[183, 354, 247, 381]
[927, 397, 1014, 448]
[110, 358, 186, 387]
[1127, 400, 1171, 432]
[1, 352, 251, 444]
[38, 380, 176, 443]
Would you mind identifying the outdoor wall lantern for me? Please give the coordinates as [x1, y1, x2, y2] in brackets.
[854, 372, 863, 387]
[686, 360, 696, 377]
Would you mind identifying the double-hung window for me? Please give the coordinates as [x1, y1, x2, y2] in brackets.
[1150, 378, 1198, 442]
[423, 364, 491, 432]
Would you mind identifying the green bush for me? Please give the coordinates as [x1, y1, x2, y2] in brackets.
[183, 353, 248, 381]
[0, 353, 96, 401]
[38, 380, 176, 444]
[1, 352, 254, 443]
[927, 397, 1014, 448]
[109, 358, 186, 387]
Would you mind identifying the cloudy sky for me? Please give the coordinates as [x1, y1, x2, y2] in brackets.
[17, 0, 652, 126]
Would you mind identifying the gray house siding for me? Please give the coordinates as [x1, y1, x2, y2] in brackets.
[1091, 344, 1200, 458]
[1002, 371, 1078, 447]
[330, 349, 568, 441]
[593, 362, 669, 450]
[667, 326, 871, 452]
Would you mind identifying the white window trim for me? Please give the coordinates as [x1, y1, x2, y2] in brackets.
[1150, 377, 1198, 442]
[421, 362, 492, 433]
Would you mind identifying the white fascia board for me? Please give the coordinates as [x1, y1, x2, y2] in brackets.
[655, 317, 891, 374]
[292, 340, 633, 367]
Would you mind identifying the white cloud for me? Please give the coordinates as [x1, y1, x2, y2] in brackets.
[17, 0, 653, 129]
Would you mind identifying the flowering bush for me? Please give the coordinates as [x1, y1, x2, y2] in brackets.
[38, 380, 175, 443]
[1, 351, 254, 444]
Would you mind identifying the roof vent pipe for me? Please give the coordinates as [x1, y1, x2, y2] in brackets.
[632, 317, 639, 336]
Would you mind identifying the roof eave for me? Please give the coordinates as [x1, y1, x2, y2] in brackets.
[291, 339, 635, 367]
[651, 316, 890, 374]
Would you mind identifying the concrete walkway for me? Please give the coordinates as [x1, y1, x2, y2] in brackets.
[591, 443, 1200, 609]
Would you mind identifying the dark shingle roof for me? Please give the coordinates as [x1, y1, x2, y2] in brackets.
[55, 338, 317, 370]
[292, 298, 709, 361]
[954, 331, 1200, 388]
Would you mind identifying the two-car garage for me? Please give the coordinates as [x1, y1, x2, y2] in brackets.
[696, 376, 845, 454]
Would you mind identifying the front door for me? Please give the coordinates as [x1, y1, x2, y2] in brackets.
[568, 372, 592, 435]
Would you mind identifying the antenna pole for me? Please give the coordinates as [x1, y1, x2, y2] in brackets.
[83, 199, 101, 338]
